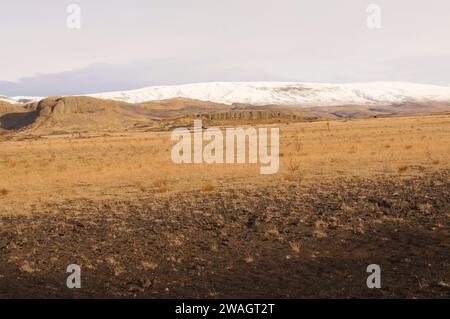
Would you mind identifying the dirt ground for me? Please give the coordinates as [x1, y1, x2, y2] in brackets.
[0, 172, 449, 298]
[0, 114, 449, 298]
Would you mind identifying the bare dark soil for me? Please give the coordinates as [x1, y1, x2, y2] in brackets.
[0, 171, 449, 299]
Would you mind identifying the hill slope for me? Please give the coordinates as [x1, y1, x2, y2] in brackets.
[0, 96, 152, 132]
[0, 94, 449, 134]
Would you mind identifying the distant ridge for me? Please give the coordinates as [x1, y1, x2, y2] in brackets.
[2, 82, 450, 107]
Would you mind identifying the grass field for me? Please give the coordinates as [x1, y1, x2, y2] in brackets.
[1, 114, 449, 213]
[0, 114, 449, 298]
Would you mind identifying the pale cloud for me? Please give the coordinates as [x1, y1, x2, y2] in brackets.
[1, 0, 449, 95]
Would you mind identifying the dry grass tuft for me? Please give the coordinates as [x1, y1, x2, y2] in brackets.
[57, 164, 67, 172]
[294, 136, 303, 153]
[153, 179, 168, 193]
[265, 226, 280, 237]
[314, 221, 328, 238]
[283, 174, 296, 182]
[153, 179, 167, 188]
[202, 184, 215, 192]
[289, 241, 301, 253]
[142, 261, 158, 271]
[244, 255, 254, 264]
[284, 158, 302, 182]
[135, 181, 147, 192]
[398, 165, 409, 173]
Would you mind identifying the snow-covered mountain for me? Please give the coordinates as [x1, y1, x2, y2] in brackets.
[0, 96, 19, 104]
[0, 95, 43, 104]
[89, 82, 450, 106]
[2, 82, 450, 107]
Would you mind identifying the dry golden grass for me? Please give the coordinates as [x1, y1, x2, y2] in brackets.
[0, 114, 449, 214]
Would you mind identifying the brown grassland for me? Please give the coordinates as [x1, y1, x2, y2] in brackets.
[0, 113, 449, 298]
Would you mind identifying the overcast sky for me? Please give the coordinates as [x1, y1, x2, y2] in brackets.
[1, 0, 449, 96]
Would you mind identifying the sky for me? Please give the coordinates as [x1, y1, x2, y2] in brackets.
[0, 0, 449, 96]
